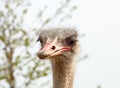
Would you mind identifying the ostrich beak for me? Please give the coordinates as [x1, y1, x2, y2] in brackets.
[37, 38, 71, 59]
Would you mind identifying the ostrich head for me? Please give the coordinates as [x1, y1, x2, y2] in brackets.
[37, 28, 78, 59]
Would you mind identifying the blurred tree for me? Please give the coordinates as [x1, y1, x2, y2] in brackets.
[0, 0, 77, 88]
[97, 85, 102, 88]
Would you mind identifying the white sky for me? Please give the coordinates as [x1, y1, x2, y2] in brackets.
[73, 0, 120, 88]
[27, 0, 120, 88]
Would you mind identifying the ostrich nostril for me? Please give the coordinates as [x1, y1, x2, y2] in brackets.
[51, 46, 55, 50]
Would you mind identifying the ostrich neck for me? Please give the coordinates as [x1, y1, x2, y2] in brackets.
[51, 56, 76, 88]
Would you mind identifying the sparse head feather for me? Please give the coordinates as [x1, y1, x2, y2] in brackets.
[38, 28, 78, 40]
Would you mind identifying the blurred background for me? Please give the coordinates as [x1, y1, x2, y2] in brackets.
[0, 0, 120, 88]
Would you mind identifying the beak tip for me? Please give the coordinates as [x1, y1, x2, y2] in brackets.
[37, 51, 45, 59]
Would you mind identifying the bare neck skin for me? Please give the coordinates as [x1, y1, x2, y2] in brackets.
[51, 56, 76, 88]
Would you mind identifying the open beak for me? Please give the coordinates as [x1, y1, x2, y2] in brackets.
[37, 39, 71, 59]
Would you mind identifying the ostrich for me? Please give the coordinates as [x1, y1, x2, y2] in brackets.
[37, 28, 79, 88]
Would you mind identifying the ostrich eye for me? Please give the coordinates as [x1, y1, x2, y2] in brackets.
[68, 40, 75, 45]
[37, 36, 43, 46]
[65, 36, 77, 46]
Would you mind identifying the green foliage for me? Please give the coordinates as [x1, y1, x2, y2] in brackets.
[24, 38, 29, 46]
[0, 76, 6, 80]
[97, 85, 102, 88]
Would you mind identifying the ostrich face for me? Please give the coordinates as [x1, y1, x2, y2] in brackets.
[37, 28, 78, 59]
